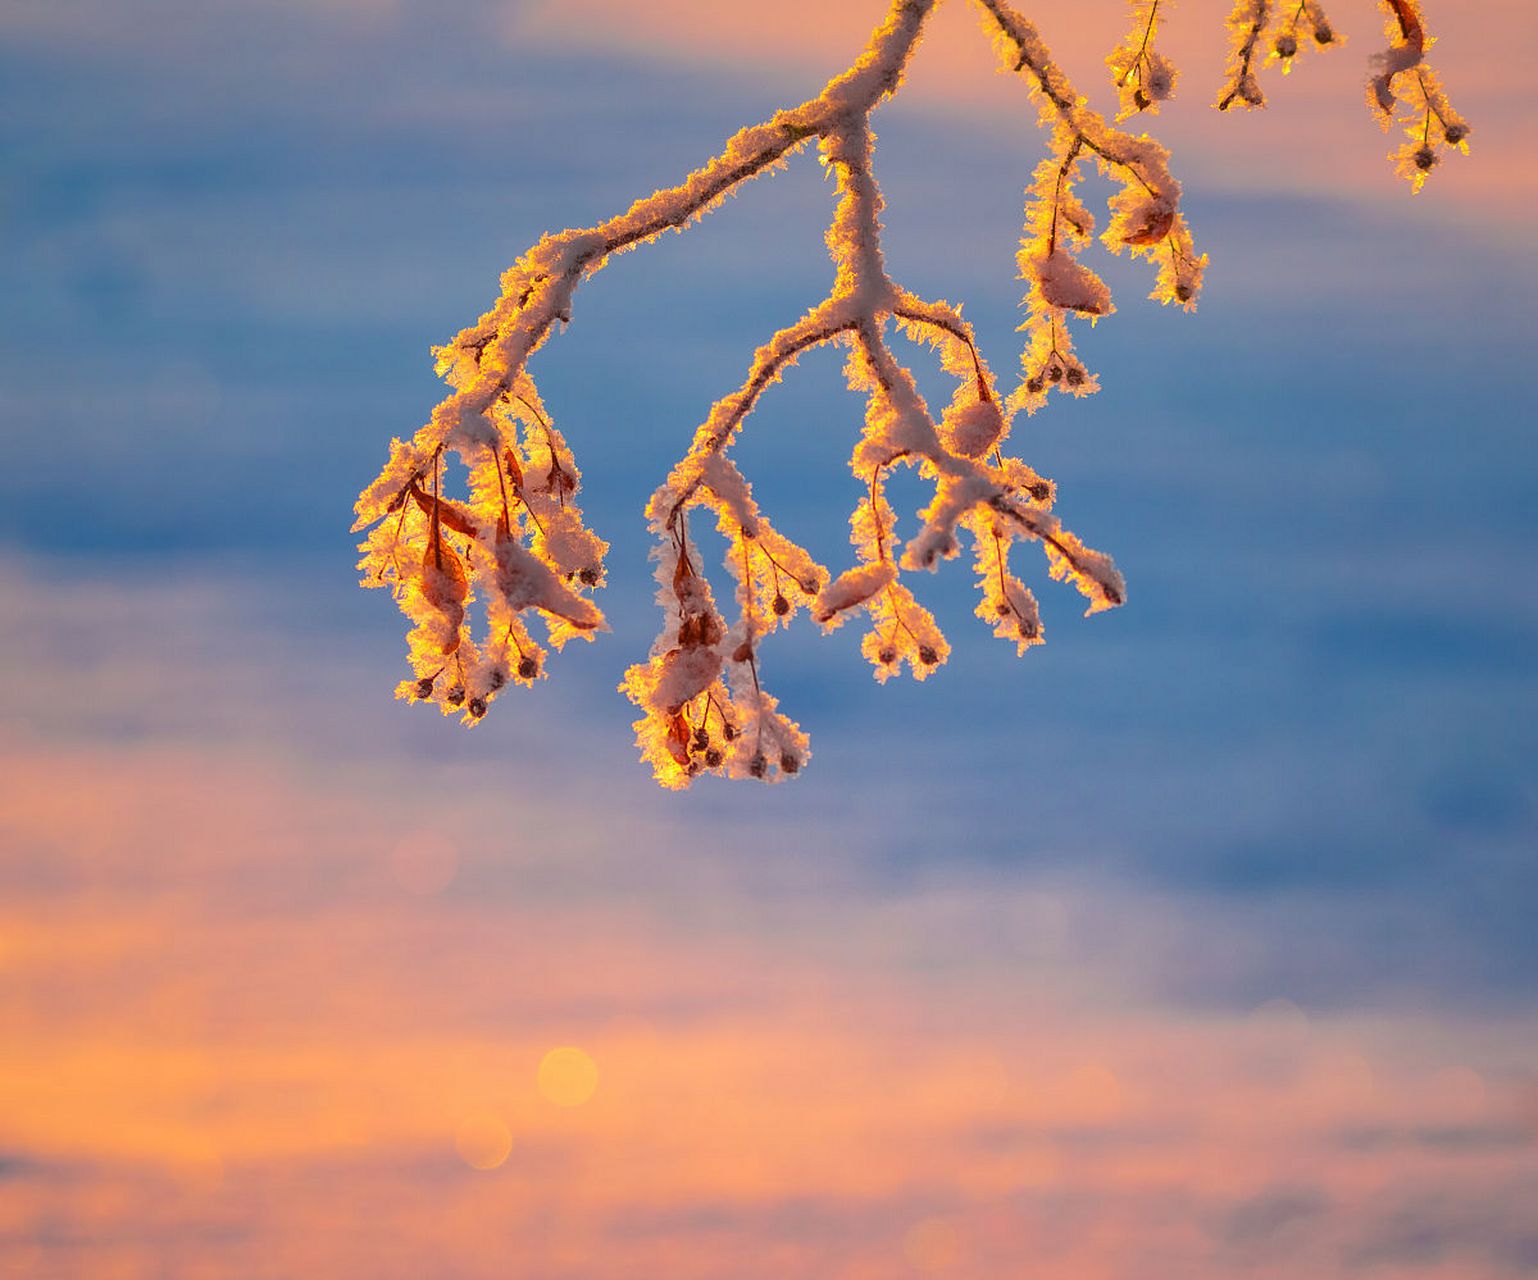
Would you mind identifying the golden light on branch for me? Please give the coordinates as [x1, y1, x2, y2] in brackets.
[353, 0, 1467, 787]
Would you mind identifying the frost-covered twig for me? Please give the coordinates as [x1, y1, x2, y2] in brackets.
[1107, 1, 1177, 119]
[1195, 0, 1465, 189]
[355, 0, 1466, 787]
[1367, 0, 1469, 189]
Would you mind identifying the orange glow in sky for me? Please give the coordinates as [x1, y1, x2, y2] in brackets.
[2, 2, 1535, 1276]
[3, 723, 1535, 1277]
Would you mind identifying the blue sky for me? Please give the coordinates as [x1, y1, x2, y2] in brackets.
[5, 0, 1534, 998]
[2, 2, 1535, 1275]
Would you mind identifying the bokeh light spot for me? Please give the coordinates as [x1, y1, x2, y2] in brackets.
[1248, 996, 1310, 1042]
[454, 1113, 512, 1170]
[538, 1046, 598, 1107]
[389, 830, 458, 896]
[903, 1216, 962, 1273]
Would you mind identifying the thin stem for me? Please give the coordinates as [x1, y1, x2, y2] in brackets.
[1116, 0, 1162, 87]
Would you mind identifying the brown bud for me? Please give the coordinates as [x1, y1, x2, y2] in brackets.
[1175, 283, 1193, 302]
[517, 656, 539, 680]
[488, 668, 507, 691]
[413, 677, 435, 700]
[732, 641, 754, 664]
[918, 645, 939, 665]
[704, 748, 723, 768]
[578, 566, 600, 586]
[779, 753, 799, 775]
[878, 646, 898, 665]
[1133, 88, 1150, 111]
[1018, 622, 1037, 639]
[445, 685, 466, 707]
[749, 754, 768, 778]
[692, 727, 709, 752]
[722, 723, 737, 742]
[1313, 23, 1333, 44]
[1047, 364, 1063, 383]
[1026, 376, 1044, 395]
[1274, 34, 1298, 58]
[772, 594, 790, 616]
[1029, 481, 1052, 501]
[1444, 123, 1468, 144]
[1413, 145, 1437, 171]
[1065, 367, 1085, 388]
[467, 697, 488, 718]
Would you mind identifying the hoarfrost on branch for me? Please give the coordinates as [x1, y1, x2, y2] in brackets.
[353, 0, 1467, 788]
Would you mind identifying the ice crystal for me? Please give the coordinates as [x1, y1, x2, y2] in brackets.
[354, 0, 1467, 786]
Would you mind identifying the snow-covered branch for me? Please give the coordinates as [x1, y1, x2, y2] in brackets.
[355, 0, 1467, 787]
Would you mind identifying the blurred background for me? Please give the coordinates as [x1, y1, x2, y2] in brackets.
[1, 1, 1535, 1275]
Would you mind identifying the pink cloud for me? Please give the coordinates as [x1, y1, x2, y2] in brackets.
[4, 728, 1536, 1270]
[3, 558, 1535, 1276]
